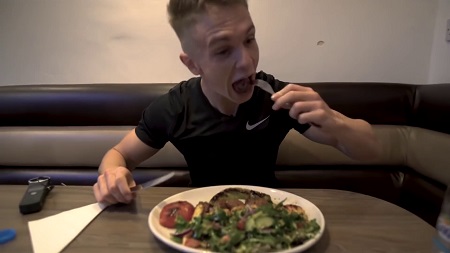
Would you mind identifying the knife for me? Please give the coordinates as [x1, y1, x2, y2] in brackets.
[130, 172, 177, 192]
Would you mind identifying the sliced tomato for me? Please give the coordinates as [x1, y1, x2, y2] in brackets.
[183, 237, 201, 248]
[236, 217, 246, 230]
[159, 201, 195, 228]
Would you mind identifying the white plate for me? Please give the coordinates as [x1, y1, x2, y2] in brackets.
[148, 185, 325, 253]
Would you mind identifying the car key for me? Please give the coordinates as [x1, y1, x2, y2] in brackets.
[19, 176, 54, 214]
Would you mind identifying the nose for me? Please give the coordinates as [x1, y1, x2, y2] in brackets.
[235, 46, 253, 71]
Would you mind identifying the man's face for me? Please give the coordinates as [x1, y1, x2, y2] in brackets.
[182, 4, 259, 106]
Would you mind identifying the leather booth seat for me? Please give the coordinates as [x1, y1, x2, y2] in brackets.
[1, 81, 449, 226]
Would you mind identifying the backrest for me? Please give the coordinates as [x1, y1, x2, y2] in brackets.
[1, 82, 449, 184]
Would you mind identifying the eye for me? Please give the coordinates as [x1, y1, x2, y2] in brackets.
[245, 36, 255, 45]
[215, 48, 231, 56]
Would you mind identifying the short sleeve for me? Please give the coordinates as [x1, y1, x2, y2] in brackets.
[135, 92, 180, 149]
[256, 70, 311, 134]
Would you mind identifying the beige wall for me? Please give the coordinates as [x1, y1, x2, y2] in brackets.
[0, 0, 446, 86]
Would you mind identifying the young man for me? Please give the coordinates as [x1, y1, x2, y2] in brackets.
[93, 0, 381, 204]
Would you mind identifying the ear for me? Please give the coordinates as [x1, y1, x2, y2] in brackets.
[180, 52, 202, 76]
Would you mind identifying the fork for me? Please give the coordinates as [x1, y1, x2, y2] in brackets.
[255, 79, 276, 95]
[255, 79, 321, 128]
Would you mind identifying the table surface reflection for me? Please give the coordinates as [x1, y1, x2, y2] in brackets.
[0, 185, 435, 253]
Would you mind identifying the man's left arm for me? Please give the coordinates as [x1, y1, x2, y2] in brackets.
[271, 83, 382, 161]
[303, 110, 381, 161]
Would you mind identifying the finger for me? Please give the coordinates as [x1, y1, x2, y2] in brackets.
[288, 101, 321, 119]
[93, 183, 102, 202]
[124, 170, 138, 200]
[124, 170, 137, 200]
[271, 83, 313, 100]
[272, 90, 320, 110]
[116, 172, 134, 203]
[93, 183, 111, 205]
[117, 166, 136, 188]
[105, 171, 127, 203]
[98, 175, 118, 204]
[297, 109, 327, 126]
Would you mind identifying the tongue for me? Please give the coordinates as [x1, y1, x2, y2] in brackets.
[232, 78, 251, 94]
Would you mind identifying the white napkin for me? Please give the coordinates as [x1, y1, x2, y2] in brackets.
[28, 202, 108, 253]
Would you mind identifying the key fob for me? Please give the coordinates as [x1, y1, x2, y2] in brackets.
[19, 176, 54, 215]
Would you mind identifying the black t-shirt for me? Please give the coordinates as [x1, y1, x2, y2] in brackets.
[135, 71, 310, 187]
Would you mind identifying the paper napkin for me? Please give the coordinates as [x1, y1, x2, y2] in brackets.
[28, 202, 107, 253]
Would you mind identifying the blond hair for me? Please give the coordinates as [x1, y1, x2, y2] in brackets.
[167, 0, 248, 40]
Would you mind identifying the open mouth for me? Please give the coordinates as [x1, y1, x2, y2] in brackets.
[232, 75, 256, 94]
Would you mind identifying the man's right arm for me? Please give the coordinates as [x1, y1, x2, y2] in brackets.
[99, 129, 160, 174]
[93, 129, 160, 204]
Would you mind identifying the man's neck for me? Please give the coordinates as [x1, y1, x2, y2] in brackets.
[200, 79, 238, 116]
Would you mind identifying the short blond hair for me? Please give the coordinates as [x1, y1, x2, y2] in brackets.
[167, 0, 248, 40]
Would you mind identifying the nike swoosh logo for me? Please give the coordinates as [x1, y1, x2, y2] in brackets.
[246, 115, 270, 130]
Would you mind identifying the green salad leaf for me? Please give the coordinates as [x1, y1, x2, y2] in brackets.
[169, 188, 321, 253]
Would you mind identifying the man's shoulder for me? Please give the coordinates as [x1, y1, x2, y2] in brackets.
[166, 76, 201, 99]
[154, 76, 201, 109]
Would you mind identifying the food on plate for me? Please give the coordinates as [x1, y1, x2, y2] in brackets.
[210, 187, 272, 205]
[158, 187, 320, 253]
[159, 201, 195, 229]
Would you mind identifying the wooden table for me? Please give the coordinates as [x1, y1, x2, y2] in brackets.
[0, 185, 435, 252]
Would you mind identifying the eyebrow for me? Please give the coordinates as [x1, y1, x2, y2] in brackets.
[208, 24, 255, 47]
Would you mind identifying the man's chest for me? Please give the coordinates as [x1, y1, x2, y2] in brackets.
[171, 111, 290, 162]
[176, 98, 285, 141]
[169, 88, 293, 158]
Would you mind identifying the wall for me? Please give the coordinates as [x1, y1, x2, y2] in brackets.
[428, 0, 450, 84]
[0, 0, 442, 85]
